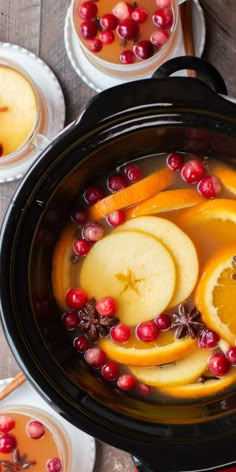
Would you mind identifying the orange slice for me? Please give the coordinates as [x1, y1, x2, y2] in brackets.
[125, 188, 205, 219]
[195, 245, 236, 345]
[89, 167, 175, 220]
[99, 331, 196, 366]
[211, 164, 236, 195]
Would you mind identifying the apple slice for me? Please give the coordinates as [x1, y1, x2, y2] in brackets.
[80, 230, 176, 325]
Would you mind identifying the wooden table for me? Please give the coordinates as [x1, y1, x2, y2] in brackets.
[0, 1, 236, 470]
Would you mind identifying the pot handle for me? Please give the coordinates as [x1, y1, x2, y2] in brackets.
[152, 56, 228, 95]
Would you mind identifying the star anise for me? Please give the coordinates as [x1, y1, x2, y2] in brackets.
[78, 298, 119, 341]
[171, 303, 205, 339]
[0, 448, 36, 471]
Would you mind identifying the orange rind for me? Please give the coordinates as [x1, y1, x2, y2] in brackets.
[211, 164, 236, 196]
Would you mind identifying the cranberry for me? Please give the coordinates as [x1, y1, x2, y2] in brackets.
[73, 238, 90, 256]
[74, 336, 90, 352]
[117, 19, 139, 40]
[156, 0, 171, 7]
[137, 383, 152, 395]
[26, 420, 45, 439]
[197, 175, 222, 198]
[65, 288, 88, 309]
[166, 153, 184, 171]
[0, 433, 17, 453]
[80, 19, 98, 39]
[111, 323, 131, 342]
[150, 29, 170, 48]
[152, 8, 173, 29]
[84, 186, 104, 204]
[133, 40, 154, 60]
[136, 321, 159, 342]
[107, 174, 127, 192]
[0, 144, 3, 156]
[84, 347, 106, 368]
[154, 313, 171, 330]
[46, 458, 62, 472]
[112, 2, 133, 20]
[0, 415, 15, 433]
[117, 374, 136, 391]
[198, 329, 220, 349]
[225, 347, 236, 365]
[71, 208, 89, 225]
[79, 1, 98, 20]
[83, 222, 104, 241]
[100, 13, 118, 30]
[96, 296, 117, 316]
[124, 164, 142, 182]
[132, 7, 148, 24]
[89, 39, 103, 53]
[208, 353, 230, 377]
[107, 210, 126, 226]
[62, 311, 79, 329]
[101, 361, 120, 380]
[181, 159, 206, 184]
[120, 50, 136, 64]
[100, 30, 115, 44]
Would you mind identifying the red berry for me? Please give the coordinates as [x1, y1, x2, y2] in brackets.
[71, 208, 88, 225]
[225, 347, 236, 365]
[89, 39, 103, 53]
[79, 1, 98, 20]
[84, 186, 104, 204]
[0, 144, 3, 156]
[197, 175, 222, 198]
[73, 238, 90, 256]
[46, 458, 62, 472]
[137, 383, 152, 395]
[124, 164, 142, 182]
[101, 361, 120, 380]
[100, 30, 115, 44]
[181, 159, 206, 184]
[62, 311, 79, 330]
[208, 353, 230, 376]
[154, 313, 171, 330]
[117, 374, 136, 391]
[107, 174, 127, 192]
[166, 153, 184, 171]
[111, 323, 131, 342]
[96, 296, 117, 316]
[136, 321, 159, 342]
[74, 336, 90, 352]
[133, 40, 154, 60]
[198, 329, 220, 349]
[80, 19, 98, 39]
[120, 50, 136, 64]
[66, 288, 88, 309]
[83, 222, 104, 241]
[152, 8, 173, 29]
[0, 415, 15, 433]
[150, 29, 169, 48]
[26, 420, 45, 439]
[0, 433, 17, 453]
[84, 347, 106, 368]
[112, 2, 133, 20]
[117, 19, 139, 40]
[107, 210, 126, 226]
[156, 0, 171, 7]
[100, 13, 118, 30]
[132, 7, 148, 24]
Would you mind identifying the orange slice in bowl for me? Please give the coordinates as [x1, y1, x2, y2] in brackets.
[195, 245, 236, 345]
[211, 164, 236, 195]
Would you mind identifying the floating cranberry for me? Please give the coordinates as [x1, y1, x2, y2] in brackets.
[208, 353, 230, 377]
[156, 0, 171, 7]
[124, 163, 142, 182]
[83, 222, 104, 241]
[152, 8, 173, 29]
[137, 383, 152, 395]
[96, 296, 117, 316]
[197, 175, 222, 198]
[62, 311, 79, 330]
[84, 186, 104, 204]
[117, 374, 136, 391]
[71, 208, 89, 225]
[66, 288, 88, 309]
[80, 19, 98, 39]
[154, 313, 171, 330]
[111, 323, 131, 342]
[120, 50, 136, 64]
[0, 415, 15, 433]
[84, 347, 106, 368]
[112, 1, 133, 20]
[107, 174, 127, 192]
[100, 30, 115, 44]
[74, 336, 90, 352]
[225, 346, 236, 365]
[101, 361, 120, 380]
[107, 210, 126, 226]
[46, 458, 62, 472]
[89, 39, 103, 53]
[132, 7, 148, 24]
[73, 238, 90, 256]
[117, 18, 139, 40]
[100, 13, 118, 30]
[181, 159, 206, 184]
[26, 420, 45, 439]
[79, 1, 98, 20]
[198, 329, 220, 349]
[136, 321, 159, 342]
[166, 153, 184, 171]
[133, 40, 154, 60]
[0, 433, 17, 453]
[150, 29, 169, 48]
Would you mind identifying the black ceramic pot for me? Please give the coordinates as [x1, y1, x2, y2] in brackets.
[1, 57, 236, 472]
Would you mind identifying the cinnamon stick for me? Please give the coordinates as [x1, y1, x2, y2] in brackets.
[180, 0, 197, 77]
[0, 106, 8, 112]
[0, 372, 26, 401]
